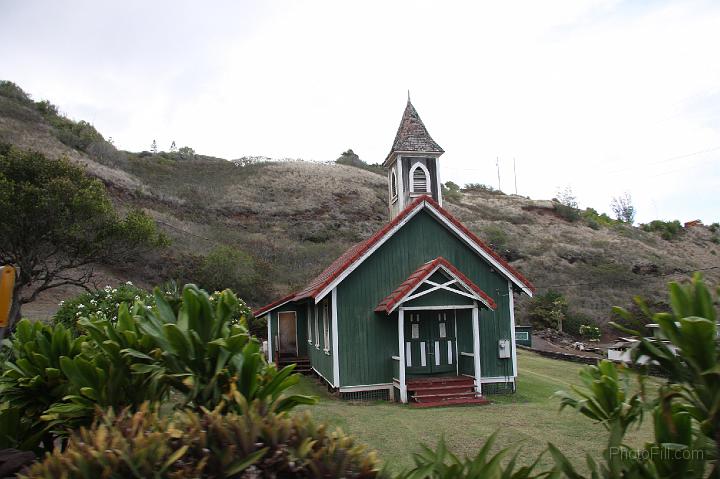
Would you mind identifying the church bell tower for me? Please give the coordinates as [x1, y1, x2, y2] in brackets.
[383, 97, 444, 218]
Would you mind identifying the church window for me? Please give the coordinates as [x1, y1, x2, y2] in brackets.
[390, 169, 398, 201]
[410, 163, 430, 193]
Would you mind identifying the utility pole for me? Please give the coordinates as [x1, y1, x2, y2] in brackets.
[513, 158, 518, 195]
[496, 157, 501, 191]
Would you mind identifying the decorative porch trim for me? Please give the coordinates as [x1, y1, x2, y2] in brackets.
[331, 288, 340, 387]
[394, 304, 476, 311]
[375, 257, 496, 314]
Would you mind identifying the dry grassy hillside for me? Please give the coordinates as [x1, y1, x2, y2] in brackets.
[1, 82, 718, 328]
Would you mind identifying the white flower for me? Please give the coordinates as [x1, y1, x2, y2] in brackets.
[77, 304, 85, 309]
[58, 300, 65, 306]
[134, 295, 140, 300]
[125, 281, 133, 285]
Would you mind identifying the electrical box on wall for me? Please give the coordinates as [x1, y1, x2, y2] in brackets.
[498, 339, 511, 358]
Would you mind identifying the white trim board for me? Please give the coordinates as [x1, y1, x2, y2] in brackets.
[424, 202, 533, 297]
[312, 367, 334, 388]
[388, 262, 494, 312]
[315, 200, 426, 302]
[339, 383, 393, 393]
[331, 288, 340, 387]
[508, 280, 518, 378]
[314, 199, 533, 302]
[400, 305, 475, 311]
[266, 312, 273, 363]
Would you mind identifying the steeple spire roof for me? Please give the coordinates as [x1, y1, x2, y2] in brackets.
[385, 98, 444, 164]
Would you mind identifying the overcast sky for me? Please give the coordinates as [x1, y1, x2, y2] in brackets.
[1, 0, 718, 223]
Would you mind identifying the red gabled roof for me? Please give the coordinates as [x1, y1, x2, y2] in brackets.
[253, 195, 535, 317]
[252, 293, 295, 317]
[375, 257, 497, 314]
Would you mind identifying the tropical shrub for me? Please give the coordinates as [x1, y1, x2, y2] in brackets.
[0, 284, 313, 456]
[397, 433, 544, 478]
[562, 312, 597, 337]
[21, 399, 382, 479]
[553, 273, 719, 477]
[109, 284, 314, 413]
[157, 280, 255, 332]
[52, 282, 152, 334]
[0, 320, 85, 452]
[582, 207, 618, 230]
[526, 291, 567, 330]
[579, 324, 601, 341]
[641, 220, 683, 240]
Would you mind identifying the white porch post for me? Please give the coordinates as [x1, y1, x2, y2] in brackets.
[471, 303, 482, 395]
[331, 288, 340, 387]
[398, 307, 407, 403]
[266, 313, 272, 363]
[508, 281, 518, 380]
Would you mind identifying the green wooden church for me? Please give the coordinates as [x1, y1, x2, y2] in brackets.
[255, 99, 535, 406]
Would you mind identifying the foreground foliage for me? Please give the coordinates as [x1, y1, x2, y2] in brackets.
[552, 273, 718, 478]
[21, 399, 381, 479]
[0, 285, 313, 456]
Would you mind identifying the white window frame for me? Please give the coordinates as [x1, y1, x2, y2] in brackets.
[409, 162, 431, 194]
[314, 303, 320, 348]
[307, 303, 312, 343]
[322, 299, 330, 353]
[390, 169, 398, 203]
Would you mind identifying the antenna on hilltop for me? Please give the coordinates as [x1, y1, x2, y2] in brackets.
[513, 158, 518, 195]
[407, 90, 411, 102]
[496, 157, 501, 191]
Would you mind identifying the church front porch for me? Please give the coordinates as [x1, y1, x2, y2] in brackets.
[405, 375, 489, 407]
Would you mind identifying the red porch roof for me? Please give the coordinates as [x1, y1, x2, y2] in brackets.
[375, 256, 497, 314]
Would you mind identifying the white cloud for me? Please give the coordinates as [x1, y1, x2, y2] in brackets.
[1, 0, 718, 222]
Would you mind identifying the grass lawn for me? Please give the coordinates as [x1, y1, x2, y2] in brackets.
[289, 349, 654, 474]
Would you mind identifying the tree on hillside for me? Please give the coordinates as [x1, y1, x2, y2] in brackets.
[151, 139, 158, 155]
[0, 144, 168, 329]
[335, 149, 384, 175]
[178, 146, 195, 160]
[335, 149, 365, 168]
[554, 186, 580, 222]
[611, 192, 636, 224]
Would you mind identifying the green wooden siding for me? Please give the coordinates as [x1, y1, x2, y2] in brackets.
[456, 310, 474, 376]
[306, 298, 334, 384]
[337, 209, 514, 387]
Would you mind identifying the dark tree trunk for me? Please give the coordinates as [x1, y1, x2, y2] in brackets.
[7, 287, 22, 331]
